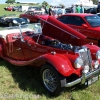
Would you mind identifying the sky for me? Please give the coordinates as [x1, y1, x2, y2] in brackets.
[0, 0, 94, 7]
[0, 0, 80, 7]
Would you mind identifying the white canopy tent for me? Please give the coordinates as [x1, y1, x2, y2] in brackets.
[49, 0, 97, 8]
[74, 0, 97, 7]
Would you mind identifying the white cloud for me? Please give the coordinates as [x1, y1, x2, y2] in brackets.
[16, 0, 94, 7]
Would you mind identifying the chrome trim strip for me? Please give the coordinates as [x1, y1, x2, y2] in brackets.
[65, 67, 100, 87]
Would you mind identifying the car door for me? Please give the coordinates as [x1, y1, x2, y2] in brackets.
[67, 16, 98, 44]
[25, 11, 37, 22]
[6, 37, 25, 60]
[57, 15, 97, 45]
[21, 11, 31, 21]
[6, 35, 32, 61]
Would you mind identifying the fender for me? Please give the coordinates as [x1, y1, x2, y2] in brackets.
[0, 44, 2, 57]
[40, 53, 81, 76]
[84, 43, 100, 59]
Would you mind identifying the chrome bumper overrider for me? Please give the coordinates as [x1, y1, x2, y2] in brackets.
[65, 67, 100, 87]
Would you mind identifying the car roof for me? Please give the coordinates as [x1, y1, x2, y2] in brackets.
[63, 13, 94, 17]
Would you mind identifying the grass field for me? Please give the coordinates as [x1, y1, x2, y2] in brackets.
[0, 4, 100, 100]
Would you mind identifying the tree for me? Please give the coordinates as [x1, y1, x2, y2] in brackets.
[5, 0, 15, 4]
[59, 4, 65, 8]
[42, 1, 49, 6]
[92, 0, 98, 5]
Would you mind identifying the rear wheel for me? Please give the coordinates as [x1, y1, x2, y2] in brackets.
[40, 64, 66, 96]
[8, 22, 12, 27]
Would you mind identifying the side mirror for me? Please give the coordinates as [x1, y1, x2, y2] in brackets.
[82, 24, 88, 28]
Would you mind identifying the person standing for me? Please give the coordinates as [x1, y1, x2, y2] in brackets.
[75, 4, 80, 13]
[61, 6, 66, 15]
[57, 7, 63, 16]
[71, 5, 74, 13]
[44, 4, 48, 14]
[52, 6, 57, 17]
[41, 5, 45, 14]
[48, 5, 53, 16]
[97, 1, 100, 13]
[80, 4, 84, 13]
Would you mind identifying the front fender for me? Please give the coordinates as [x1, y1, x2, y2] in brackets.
[84, 44, 100, 59]
[40, 53, 79, 76]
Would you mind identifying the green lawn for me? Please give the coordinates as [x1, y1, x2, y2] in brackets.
[0, 4, 23, 16]
[0, 4, 100, 100]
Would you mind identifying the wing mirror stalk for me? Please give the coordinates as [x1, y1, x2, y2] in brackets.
[82, 24, 88, 28]
[19, 24, 25, 42]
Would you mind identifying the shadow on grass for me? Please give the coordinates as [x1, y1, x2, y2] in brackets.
[0, 60, 53, 97]
[0, 60, 88, 98]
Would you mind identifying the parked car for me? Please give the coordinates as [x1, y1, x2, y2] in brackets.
[19, 10, 47, 23]
[56, 13, 100, 46]
[28, 6, 41, 11]
[0, 18, 100, 96]
[84, 7, 97, 14]
[96, 13, 100, 17]
[0, 14, 30, 27]
[4, 6, 12, 11]
[4, 6, 16, 11]
[4, 6, 8, 10]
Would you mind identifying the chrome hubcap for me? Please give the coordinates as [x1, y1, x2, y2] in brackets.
[43, 69, 57, 92]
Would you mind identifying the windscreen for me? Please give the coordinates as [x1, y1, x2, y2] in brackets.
[85, 15, 100, 27]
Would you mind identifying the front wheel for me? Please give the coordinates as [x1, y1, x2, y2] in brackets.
[98, 40, 100, 47]
[40, 64, 66, 96]
[37, 19, 40, 23]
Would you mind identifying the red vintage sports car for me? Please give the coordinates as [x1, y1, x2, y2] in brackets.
[19, 10, 48, 23]
[0, 21, 100, 96]
[57, 13, 100, 47]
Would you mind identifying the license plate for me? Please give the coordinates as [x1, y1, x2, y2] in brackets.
[87, 75, 99, 86]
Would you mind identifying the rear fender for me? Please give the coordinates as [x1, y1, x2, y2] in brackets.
[0, 44, 2, 57]
[40, 53, 76, 76]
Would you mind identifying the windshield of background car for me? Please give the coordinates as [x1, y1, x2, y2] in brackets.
[14, 18, 26, 22]
[6, 23, 42, 34]
[85, 15, 100, 27]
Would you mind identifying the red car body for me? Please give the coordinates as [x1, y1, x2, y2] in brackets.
[7, 6, 13, 11]
[19, 10, 48, 23]
[0, 19, 100, 96]
[57, 13, 100, 46]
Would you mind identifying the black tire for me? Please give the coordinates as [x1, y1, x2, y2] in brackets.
[98, 40, 100, 47]
[37, 19, 40, 23]
[40, 64, 66, 96]
[8, 22, 12, 27]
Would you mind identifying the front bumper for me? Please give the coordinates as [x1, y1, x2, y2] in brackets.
[65, 67, 100, 87]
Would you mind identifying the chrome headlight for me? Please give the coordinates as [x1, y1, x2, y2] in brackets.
[83, 65, 89, 73]
[27, 18, 30, 23]
[74, 57, 83, 68]
[13, 20, 17, 24]
[96, 50, 100, 60]
[94, 61, 99, 69]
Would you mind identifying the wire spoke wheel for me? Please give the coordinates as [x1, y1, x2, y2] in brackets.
[43, 69, 58, 92]
[40, 64, 66, 96]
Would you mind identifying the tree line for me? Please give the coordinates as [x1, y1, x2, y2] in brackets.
[5, 0, 99, 5]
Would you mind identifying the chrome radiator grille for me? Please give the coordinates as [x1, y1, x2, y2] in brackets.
[78, 48, 92, 67]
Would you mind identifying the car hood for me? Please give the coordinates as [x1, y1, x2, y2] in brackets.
[38, 16, 86, 40]
[91, 26, 100, 31]
[14, 18, 27, 24]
